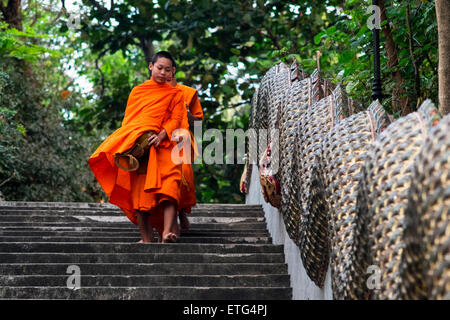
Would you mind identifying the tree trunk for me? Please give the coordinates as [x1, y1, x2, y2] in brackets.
[379, 0, 412, 115]
[146, 40, 154, 79]
[0, 0, 22, 30]
[435, 0, 450, 115]
[1, 0, 33, 76]
[139, 38, 154, 79]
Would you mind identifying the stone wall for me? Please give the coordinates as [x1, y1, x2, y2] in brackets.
[246, 164, 333, 300]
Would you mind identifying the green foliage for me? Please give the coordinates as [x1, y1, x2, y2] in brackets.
[0, 72, 25, 200]
[0, 60, 103, 202]
[307, 0, 438, 112]
[0, 21, 56, 62]
[0, 0, 440, 204]
[75, 0, 357, 203]
[72, 49, 148, 134]
[0, 2, 105, 202]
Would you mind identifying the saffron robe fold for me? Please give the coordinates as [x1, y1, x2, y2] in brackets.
[88, 79, 185, 226]
[176, 84, 204, 213]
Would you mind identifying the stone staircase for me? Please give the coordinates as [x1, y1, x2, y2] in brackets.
[0, 202, 292, 300]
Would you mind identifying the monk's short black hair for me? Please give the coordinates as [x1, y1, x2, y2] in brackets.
[152, 51, 177, 68]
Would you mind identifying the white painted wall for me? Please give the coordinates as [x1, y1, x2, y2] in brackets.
[246, 164, 333, 300]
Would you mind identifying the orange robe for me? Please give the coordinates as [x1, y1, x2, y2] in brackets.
[176, 84, 204, 213]
[88, 79, 185, 233]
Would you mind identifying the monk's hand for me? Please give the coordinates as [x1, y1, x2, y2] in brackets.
[148, 130, 167, 148]
[156, 129, 167, 146]
[147, 133, 160, 147]
[188, 112, 201, 130]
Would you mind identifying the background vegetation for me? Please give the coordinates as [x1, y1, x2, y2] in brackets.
[0, 0, 440, 203]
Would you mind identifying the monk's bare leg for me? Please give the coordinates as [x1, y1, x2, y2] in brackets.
[171, 219, 180, 238]
[146, 219, 158, 243]
[162, 202, 178, 243]
[179, 209, 191, 232]
[137, 212, 153, 243]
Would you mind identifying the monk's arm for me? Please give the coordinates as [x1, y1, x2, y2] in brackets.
[187, 112, 201, 127]
[187, 92, 203, 129]
[162, 92, 184, 141]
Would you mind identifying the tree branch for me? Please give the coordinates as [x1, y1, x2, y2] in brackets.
[95, 48, 109, 97]
[103, 0, 115, 24]
[28, 0, 41, 27]
[49, 1, 65, 25]
[425, 53, 437, 73]
[88, 0, 105, 11]
[265, 26, 283, 51]
[406, 4, 421, 108]
[87, 0, 114, 13]
[379, 0, 411, 115]
[0, 173, 15, 188]
[255, 1, 283, 51]
[88, 0, 114, 25]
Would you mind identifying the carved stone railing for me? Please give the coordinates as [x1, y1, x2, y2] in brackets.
[241, 61, 449, 300]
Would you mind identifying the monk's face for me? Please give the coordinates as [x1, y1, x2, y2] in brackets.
[167, 71, 177, 87]
[149, 57, 174, 84]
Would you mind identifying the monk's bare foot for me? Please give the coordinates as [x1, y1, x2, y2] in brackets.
[138, 239, 153, 243]
[162, 232, 177, 243]
[179, 211, 190, 231]
[171, 221, 180, 238]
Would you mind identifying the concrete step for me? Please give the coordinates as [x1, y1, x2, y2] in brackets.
[0, 227, 269, 237]
[0, 202, 262, 210]
[0, 263, 288, 276]
[0, 215, 265, 223]
[0, 286, 291, 300]
[0, 209, 265, 217]
[0, 252, 285, 264]
[0, 201, 291, 300]
[0, 242, 285, 254]
[0, 222, 269, 230]
[0, 230, 270, 237]
[0, 209, 122, 214]
[0, 274, 290, 287]
[0, 236, 271, 244]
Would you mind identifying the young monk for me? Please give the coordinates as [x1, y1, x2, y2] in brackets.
[167, 70, 204, 235]
[88, 51, 184, 243]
